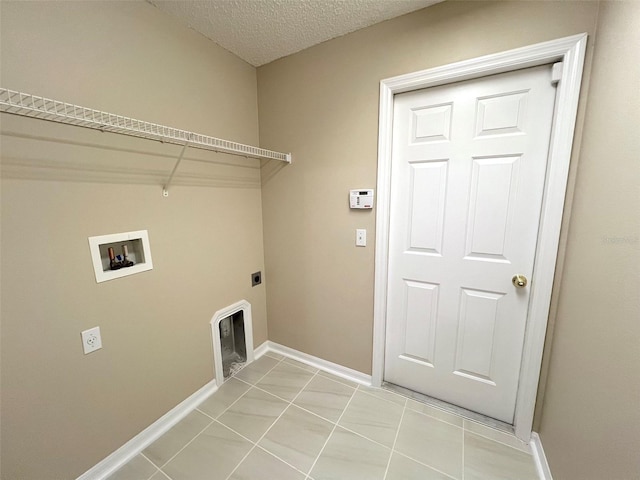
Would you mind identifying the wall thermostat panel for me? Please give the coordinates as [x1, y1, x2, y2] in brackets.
[350, 189, 374, 209]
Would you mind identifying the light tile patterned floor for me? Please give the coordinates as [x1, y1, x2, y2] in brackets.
[108, 353, 539, 480]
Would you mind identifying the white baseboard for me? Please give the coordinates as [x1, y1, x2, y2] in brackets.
[78, 340, 370, 479]
[253, 340, 270, 359]
[265, 340, 372, 386]
[530, 432, 553, 480]
[76, 379, 218, 480]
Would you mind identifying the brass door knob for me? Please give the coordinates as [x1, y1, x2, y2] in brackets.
[512, 274, 528, 288]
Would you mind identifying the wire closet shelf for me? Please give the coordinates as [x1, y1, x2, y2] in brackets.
[0, 88, 291, 163]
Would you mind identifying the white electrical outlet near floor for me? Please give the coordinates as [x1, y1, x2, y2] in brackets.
[81, 326, 102, 354]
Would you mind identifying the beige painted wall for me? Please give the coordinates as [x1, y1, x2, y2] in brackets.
[537, 2, 640, 479]
[1, 2, 267, 479]
[258, 1, 638, 478]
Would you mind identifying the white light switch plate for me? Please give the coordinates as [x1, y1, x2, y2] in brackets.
[81, 326, 102, 354]
[356, 229, 367, 247]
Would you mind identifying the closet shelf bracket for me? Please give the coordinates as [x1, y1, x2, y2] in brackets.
[0, 87, 293, 188]
[162, 137, 191, 197]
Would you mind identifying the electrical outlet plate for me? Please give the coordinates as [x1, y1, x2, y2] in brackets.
[356, 229, 367, 247]
[81, 326, 102, 354]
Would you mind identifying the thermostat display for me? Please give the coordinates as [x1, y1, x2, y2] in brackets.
[350, 189, 374, 209]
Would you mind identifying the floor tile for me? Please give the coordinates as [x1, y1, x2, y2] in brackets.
[395, 409, 463, 479]
[256, 362, 315, 401]
[310, 426, 390, 480]
[338, 390, 403, 447]
[107, 454, 157, 480]
[198, 378, 251, 418]
[259, 405, 333, 473]
[317, 370, 358, 388]
[230, 447, 305, 480]
[234, 355, 280, 384]
[217, 387, 288, 441]
[162, 422, 252, 480]
[464, 431, 538, 480]
[464, 419, 530, 453]
[143, 410, 212, 467]
[264, 351, 285, 361]
[293, 374, 355, 422]
[283, 357, 320, 373]
[406, 398, 463, 427]
[358, 385, 407, 406]
[110, 368, 542, 480]
[386, 452, 454, 480]
[149, 471, 171, 480]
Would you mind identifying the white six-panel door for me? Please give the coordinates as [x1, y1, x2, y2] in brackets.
[384, 64, 557, 424]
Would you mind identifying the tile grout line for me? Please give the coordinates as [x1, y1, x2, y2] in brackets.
[156, 467, 175, 480]
[139, 452, 161, 480]
[222, 369, 320, 480]
[254, 444, 315, 477]
[152, 357, 287, 474]
[205, 357, 286, 420]
[391, 450, 459, 480]
[184, 357, 319, 478]
[262, 384, 408, 454]
[235, 372, 322, 406]
[382, 397, 407, 480]
[208, 417, 310, 478]
[404, 402, 464, 429]
[405, 400, 465, 427]
[291, 397, 350, 426]
[463, 420, 531, 454]
[244, 376, 355, 425]
[389, 407, 464, 480]
[152, 417, 216, 470]
[232, 372, 416, 458]
[211, 418, 257, 445]
[303, 383, 360, 480]
[462, 425, 465, 480]
[235, 355, 286, 387]
[195, 389, 252, 423]
[195, 407, 214, 419]
[357, 384, 408, 408]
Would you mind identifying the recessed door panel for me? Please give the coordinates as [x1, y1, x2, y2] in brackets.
[464, 155, 520, 262]
[411, 103, 453, 143]
[400, 280, 439, 367]
[408, 160, 448, 255]
[475, 91, 527, 137]
[454, 288, 504, 385]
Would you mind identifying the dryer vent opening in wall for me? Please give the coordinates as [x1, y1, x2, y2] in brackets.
[211, 300, 255, 386]
[219, 312, 247, 378]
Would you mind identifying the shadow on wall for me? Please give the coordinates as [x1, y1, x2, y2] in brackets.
[260, 157, 289, 186]
[1, 115, 264, 189]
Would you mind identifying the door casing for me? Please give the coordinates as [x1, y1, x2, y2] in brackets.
[372, 33, 587, 441]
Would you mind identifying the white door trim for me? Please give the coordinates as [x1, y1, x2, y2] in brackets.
[372, 33, 587, 441]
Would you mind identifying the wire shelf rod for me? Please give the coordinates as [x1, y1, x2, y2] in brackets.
[0, 87, 292, 163]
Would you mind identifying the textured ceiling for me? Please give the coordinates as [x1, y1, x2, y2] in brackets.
[148, 0, 442, 66]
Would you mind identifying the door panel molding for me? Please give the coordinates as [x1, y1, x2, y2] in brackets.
[372, 33, 587, 441]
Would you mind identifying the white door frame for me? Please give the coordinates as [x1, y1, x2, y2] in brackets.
[372, 33, 587, 441]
